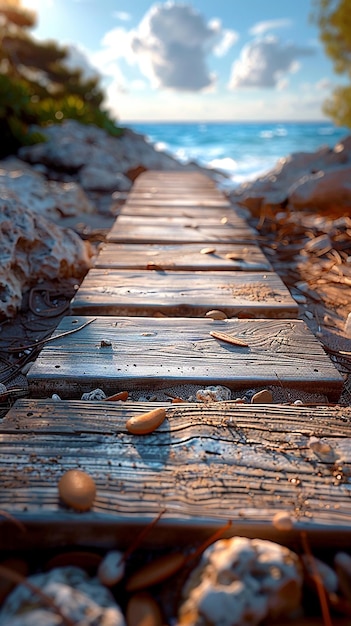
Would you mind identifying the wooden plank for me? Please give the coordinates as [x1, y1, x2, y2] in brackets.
[94, 243, 273, 272]
[133, 171, 216, 187]
[124, 197, 231, 207]
[27, 316, 343, 400]
[119, 205, 243, 218]
[70, 269, 297, 318]
[116, 213, 251, 229]
[106, 218, 256, 243]
[0, 399, 350, 550]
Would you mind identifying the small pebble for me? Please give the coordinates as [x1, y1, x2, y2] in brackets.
[98, 551, 125, 586]
[304, 311, 314, 320]
[20, 362, 34, 375]
[58, 469, 96, 512]
[196, 385, 231, 402]
[81, 388, 106, 401]
[205, 310, 228, 320]
[251, 389, 273, 403]
[293, 399, 303, 405]
[52, 394, 62, 401]
[272, 511, 294, 531]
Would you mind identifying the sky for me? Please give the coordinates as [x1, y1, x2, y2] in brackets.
[22, 0, 341, 123]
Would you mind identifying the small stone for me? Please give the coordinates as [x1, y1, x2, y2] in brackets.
[251, 389, 273, 403]
[98, 551, 125, 586]
[58, 469, 96, 511]
[272, 511, 294, 531]
[304, 310, 314, 320]
[81, 388, 106, 401]
[100, 339, 112, 347]
[196, 385, 231, 402]
[52, 394, 62, 401]
[293, 399, 303, 405]
[205, 310, 228, 320]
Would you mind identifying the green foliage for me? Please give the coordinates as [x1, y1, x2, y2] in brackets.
[0, 1, 123, 158]
[311, 0, 351, 128]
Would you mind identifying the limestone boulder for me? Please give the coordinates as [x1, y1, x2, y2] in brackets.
[0, 196, 91, 318]
[0, 157, 94, 219]
[230, 135, 351, 214]
[18, 120, 211, 185]
[288, 165, 351, 212]
[78, 164, 132, 192]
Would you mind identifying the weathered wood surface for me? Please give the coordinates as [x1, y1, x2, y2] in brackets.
[95, 242, 273, 272]
[70, 268, 297, 318]
[116, 213, 251, 230]
[1, 399, 351, 550]
[118, 204, 244, 218]
[132, 171, 217, 189]
[27, 316, 343, 399]
[106, 217, 256, 243]
[124, 196, 231, 207]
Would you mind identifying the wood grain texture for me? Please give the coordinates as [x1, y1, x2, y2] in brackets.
[106, 218, 256, 243]
[119, 205, 245, 218]
[27, 316, 342, 399]
[1, 399, 351, 549]
[123, 197, 231, 207]
[94, 243, 273, 272]
[70, 268, 297, 318]
[116, 213, 251, 229]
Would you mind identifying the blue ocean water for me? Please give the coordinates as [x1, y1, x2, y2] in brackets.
[128, 121, 349, 187]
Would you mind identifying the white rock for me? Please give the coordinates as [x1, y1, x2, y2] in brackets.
[98, 550, 125, 586]
[0, 197, 91, 318]
[81, 388, 107, 400]
[0, 566, 126, 625]
[196, 385, 231, 402]
[178, 536, 303, 626]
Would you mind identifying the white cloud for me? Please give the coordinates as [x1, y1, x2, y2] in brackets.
[129, 3, 231, 91]
[249, 19, 293, 37]
[228, 36, 315, 89]
[214, 29, 239, 57]
[113, 11, 131, 22]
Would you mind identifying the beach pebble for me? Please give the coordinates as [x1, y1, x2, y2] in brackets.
[205, 309, 228, 320]
[51, 393, 61, 401]
[58, 469, 96, 511]
[177, 536, 303, 626]
[81, 388, 106, 400]
[0, 383, 7, 398]
[251, 389, 273, 403]
[196, 385, 231, 402]
[0, 566, 126, 625]
[272, 511, 294, 531]
[98, 551, 125, 586]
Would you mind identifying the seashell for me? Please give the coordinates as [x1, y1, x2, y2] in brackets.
[126, 553, 185, 592]
[104, 391, 129, 402]
[126, 407, 167, 435]
[98, 550, 125, 586]
[205, 310, 227, 320]
[58, 469, 96, 511]
[251, 389, 273, 404]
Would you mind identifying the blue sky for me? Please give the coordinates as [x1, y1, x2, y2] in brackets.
[24, 0, 340, 123]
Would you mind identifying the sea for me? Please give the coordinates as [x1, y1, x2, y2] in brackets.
[127, 121, 349, 188]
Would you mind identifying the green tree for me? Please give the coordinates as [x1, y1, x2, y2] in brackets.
[0, 0, 122, 158]
[311, 0, 351, 128]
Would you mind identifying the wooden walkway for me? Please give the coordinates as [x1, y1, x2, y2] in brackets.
[0, 170, 348, 554]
